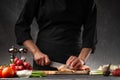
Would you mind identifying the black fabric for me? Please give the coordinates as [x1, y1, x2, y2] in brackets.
[15, 0, 97, 70]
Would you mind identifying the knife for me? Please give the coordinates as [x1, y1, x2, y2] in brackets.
[50, 61, 73, 70]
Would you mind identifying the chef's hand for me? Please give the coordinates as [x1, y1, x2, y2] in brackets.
[33, 50, 51, 66]
[23, 40, 51, 66]
[66, 56, 85, 70]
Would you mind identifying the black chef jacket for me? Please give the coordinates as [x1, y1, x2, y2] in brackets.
[15, 0, 97, 70]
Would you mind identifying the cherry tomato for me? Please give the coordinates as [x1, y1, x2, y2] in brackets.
[0, 66, 5, 70]
[112, 68, 120, 76]
[14, 57, 19, 64]
[10, 68, 16, 77]
[10, 64, 16, 71]
[0, 69, 2, 78]
[2, 67, 15, 78]
[10, 66, 16, 77]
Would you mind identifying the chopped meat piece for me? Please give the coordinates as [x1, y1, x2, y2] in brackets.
[58, 65, 74, 72]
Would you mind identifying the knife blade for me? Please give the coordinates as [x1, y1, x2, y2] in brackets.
[50, 61, 72, 70]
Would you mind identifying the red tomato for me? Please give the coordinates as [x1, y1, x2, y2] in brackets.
[14, 57, 19, 64]
[2, 67, 15, 78]
[10, 68, 16, 77]
[16, 59, 23, 66]
[0, 66, 5, 70]
[10, 64, 16, 70]
[15, 65, 24, 71]
[23, 62, 31, 68]
[28, 66, 33, 70]
[112, 68, 120, 76]
[0, 69, 2, 78]
[10, 65, 16, 76]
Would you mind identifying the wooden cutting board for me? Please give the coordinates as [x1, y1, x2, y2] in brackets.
[43, 70, 89, 75]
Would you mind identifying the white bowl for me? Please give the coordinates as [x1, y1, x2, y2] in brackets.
[16, 70, 32, 78]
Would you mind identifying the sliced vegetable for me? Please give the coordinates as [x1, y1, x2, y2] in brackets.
[90, 70, 103, 75]
[30, 71, 46, 77]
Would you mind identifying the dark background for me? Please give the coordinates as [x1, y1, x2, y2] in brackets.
[0, 0, 120, 70]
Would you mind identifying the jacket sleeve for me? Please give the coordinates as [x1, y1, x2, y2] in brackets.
[82, 0, 97, 53]
[15, 0, 39, 45]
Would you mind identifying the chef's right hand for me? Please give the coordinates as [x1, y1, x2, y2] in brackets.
[22, 40, 51, 66]
[33, 50, 51, 66]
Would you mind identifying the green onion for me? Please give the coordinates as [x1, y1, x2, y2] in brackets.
[30, 71, 46, 77]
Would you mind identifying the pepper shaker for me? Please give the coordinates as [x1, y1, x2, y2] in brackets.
[8, 46, 18, 63]
[19, 48, 28, 61]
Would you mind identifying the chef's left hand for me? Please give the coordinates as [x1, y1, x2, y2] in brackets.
[66, 56, 85, 70]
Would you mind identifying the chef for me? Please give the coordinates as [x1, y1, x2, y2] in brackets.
[15, 0, 97, 70]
